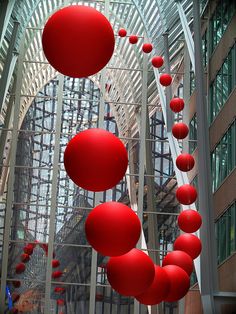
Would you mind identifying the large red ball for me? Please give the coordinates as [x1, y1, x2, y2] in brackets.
[23, 244, 34, 255]
[159, 74, 172, 86]
[174, 234, 202, 259]
[118, 28, 127, 37]
[129, 35, 138, 44]
[85, 202, 141, 256]
[52, 259, 60, 268]
[176, 153, 195, 172]
[64, 129, 128, 191]
[142, 43, 153, 53]
[163, 265, 190, 302]
[152, 56, 164, 68]
[135, 266, 170, 305]
[52, 271, 63, 279]
[176, 184, 197, 205]
[178, 209, 202, 233]
[172, 123, 189, 139]
[170, 98, 184, 113]
[162, 251, 193, 276]
[42, 5, 115, 78]
[20, 253, 30, 263]
[107, 249, 155, 296]
[15, 263, 25, 274]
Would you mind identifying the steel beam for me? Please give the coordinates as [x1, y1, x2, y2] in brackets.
[0, 32, 25, 314]
[192, 1, 218, 313]
[0, 0, 15, 49]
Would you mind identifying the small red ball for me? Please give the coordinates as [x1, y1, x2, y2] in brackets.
[118, 28, 127, 37]
[42, 5, 115, 78]
[57, 299, 65, 306]
[176, 153, 195, 172]
[176, 184, 197, 205]
[162, 251, 193, 276]
[142, 43, 153, 53]
[15, 263, 25, 274]
[12, 280, 21, 288]
[107, 248, 155, 296]
[172, 123, 189, 139]
[174, 234, 202, 259]
[64, 129, 128, 192]
[129, 35, 138, 44]
[159, 73, 172, 86]
[170, 98, 185, 113]
[52, 270, 63, 279]
[85, 202, 141, 256]
[178, 209, 202, 233]
[52, 259, 60, 268]
[163, 265, 190, 302]
[23, 244, 34, 255]
[20, 253, 30, 263]
[54, 287, 66, 294]
[152, 56, 164, 68]
[135, 266, 170, 305]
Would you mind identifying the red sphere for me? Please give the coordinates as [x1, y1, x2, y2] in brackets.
[57, 299, 65, 306]
[64, 128, 128, 192]
[23, 244, 34, 255]
[85, 202, 141, 256]
[176, 184, 197, 205]
[118, 28, 127, 37]
[159, 74, 172, 86]
[15, 263, 25, 274]
[174, 234, 202, 259]
[54, 287, 66, 294]
[178, 209, 202, 233]
[52, 259, 60, 268]
[52, 270, 63, 279]
[163, 265, 190, 302]
[176, 153, 195, 172]
[107, 248, 155, 296]
[12, 280, 21, 288]
[142, 43, 153, 53]
[129, 35, 138, 44]
[172, 123, 189, 139]
[20, 253, 30, 263]
[12, 292, 20, 303]
[135, 266, 170, 305]
[152, 56, 164, 68]
[170, 98, 184, 113]
[42, 5, 115, 78]
[162, 251, 193, 276]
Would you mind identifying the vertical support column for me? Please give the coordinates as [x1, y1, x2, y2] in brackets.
[183, 45, 190, 153]
[89, 1, 110, 313]
[44, 74, 64, 314]
[0, 0, 15, 49]
[163, 32, 174, 132]
[192, 0, 218, 313]
[133, 37, 149, 314]
[0, 32, 25, 313]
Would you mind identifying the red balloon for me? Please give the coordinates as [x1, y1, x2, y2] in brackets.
[20, 253, 30, 263]
[85, 202, 141, 256]
[12, 280, 21, 288]
[170, 98, 184, 113]
[176, 184, 197, 205]
[129, 35, 138, 44]
[172, 123, 189, 139]
[135, 266, 170, 305]
[64, 128, 128, 192]
[176, 153, 195, 172]
[162, 251, 193, 276]
[174, 234, 202, 259]
[107, 249, 155, 296]
[15, 263, 25, 274]
[159, 74, 172, 86]
[163, 265, 190, 302]
[142, 43, 153, 53]
[118, 28, 127, 37]
[54, 287, 66, 294]
[178, 209, 202, 233]
[152, 56, 164, 68]
[23, 244, 34, 255]
[42, 5, 115, 78]
[52, 270, 63, 279]
[52, 259, 60, 268]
